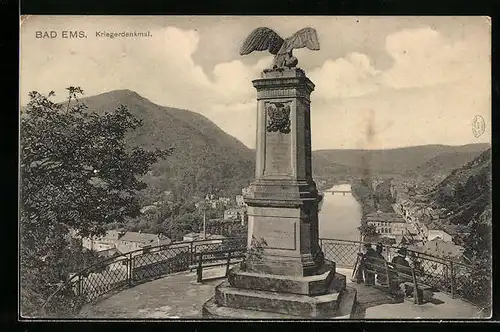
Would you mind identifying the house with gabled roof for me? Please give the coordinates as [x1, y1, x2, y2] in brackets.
[116, 231, 171, 253]
[80, 230, 171, 255]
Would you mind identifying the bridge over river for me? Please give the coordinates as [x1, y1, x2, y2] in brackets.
[322, 189, 351, 195]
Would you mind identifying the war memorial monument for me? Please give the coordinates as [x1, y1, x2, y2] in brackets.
[202, 27, 357, 319]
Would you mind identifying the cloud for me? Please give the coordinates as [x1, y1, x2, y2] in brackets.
[309, 52, 382, 100]
[382, 27, 489, 89]
[308, 26, 489, 102]
[20, 19, 490, 150]
[209, 55, 272, 105]
[20, 24, 268, 150]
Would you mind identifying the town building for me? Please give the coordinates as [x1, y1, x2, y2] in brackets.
[235, 195, 246, 207]
[96, 247, 121, 259]
[242, 186, 251, 196]
[81, 230, 122, 252]
[80, 230, 171, 255]
[224, 207, 248, 225]
[224, 207, 245, 220]
[409, 239, 464, 260]
[427, 229, 453, 242]
[365, 211, 407, 238]
[195, 197, 225, 210]
[210, 200, 223, 209]
[218, 197, 231, 206]
[116, 232, 171, 253]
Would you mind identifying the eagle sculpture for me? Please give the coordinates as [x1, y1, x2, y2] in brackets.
[240, 27, 320, 69]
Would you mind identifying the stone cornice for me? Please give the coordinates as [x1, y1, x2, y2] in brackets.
[252, 70, 315, 102]
[244, 196, 319, 208]
[254, 86, 313, 102]
[253, 77, 315, 92]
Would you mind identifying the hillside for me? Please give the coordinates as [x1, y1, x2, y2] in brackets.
[39, 89, 489, 199]
[406, 150, 487, 179]
[428, 148, 492, 226]
[74, 89, 255, 198]
[312, 144, 489, 179]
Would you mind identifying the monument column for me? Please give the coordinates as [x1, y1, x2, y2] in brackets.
[244, 68, 324, 277]
[201, 27, 355, 319]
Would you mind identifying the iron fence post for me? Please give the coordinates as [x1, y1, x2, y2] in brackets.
[128, 253, 133, 287]
[190, 241, 194, 266]
[450, 261, 455, 298]
[77, 275, 82, 297]
[319, 238, 323, 250]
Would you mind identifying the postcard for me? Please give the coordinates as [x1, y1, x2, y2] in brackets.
[19, 15, 491, 320]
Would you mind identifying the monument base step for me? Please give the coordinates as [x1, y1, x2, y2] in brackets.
[202, 285, 357, 319]
[229, 261, 345, 296]
[211, 278, 352, 318]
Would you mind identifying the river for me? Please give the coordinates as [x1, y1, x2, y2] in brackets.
[318, 184, 362, 241]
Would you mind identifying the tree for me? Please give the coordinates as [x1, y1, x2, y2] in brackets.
[357, 224, 377, 239]
[20, 88, 170, 316]
[459, 205, 492, 309]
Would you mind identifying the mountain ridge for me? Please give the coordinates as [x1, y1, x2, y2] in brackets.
[313, 143, 488, 153]
[312, 143, 489, 178]
[31, 89, 490, 198]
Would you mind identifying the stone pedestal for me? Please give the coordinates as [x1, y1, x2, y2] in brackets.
[201, 68, 355, 319]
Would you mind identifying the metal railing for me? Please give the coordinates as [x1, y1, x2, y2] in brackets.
[40, 236, 246, 317]
[319, 238, 490, 310]
[41, 236, 488, 317]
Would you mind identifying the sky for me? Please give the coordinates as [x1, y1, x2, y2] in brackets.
[20, 16, 491, 150]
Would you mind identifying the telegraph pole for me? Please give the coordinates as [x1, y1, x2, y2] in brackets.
[203, 208, 207, 239]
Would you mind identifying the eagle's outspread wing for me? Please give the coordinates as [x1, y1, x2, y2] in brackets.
[278, 27, 320, 55]
[240, 27, 284, 55]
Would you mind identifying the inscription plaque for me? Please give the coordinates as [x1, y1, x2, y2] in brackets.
[264, 132, 292, 176]
[254, 219, 296, 250]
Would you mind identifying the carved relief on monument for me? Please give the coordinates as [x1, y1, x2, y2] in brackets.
[266, 101, 292, 134]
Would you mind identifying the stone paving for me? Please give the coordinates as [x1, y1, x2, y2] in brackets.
[78, 267, 486, 319]
[79, 268, 228, 319]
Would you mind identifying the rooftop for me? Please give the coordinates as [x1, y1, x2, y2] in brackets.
[97, 248, 121, 258]
[95, 230, 122, 241]
[182, 233, 226, 241]
[366, 212, 406, 223]
[408, 239, 464, 259]
[120, 232, 170, 245]
[78, 267, 485, 319]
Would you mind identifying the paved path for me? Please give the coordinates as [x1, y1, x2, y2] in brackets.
[364, 291, 485, 319]
[79, 267, 227, 318]
[79, 267, 485, 319]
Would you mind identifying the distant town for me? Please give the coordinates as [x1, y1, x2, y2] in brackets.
[353, 176, 475, 264]
[74, 175, 463, 265]
[71, 186, 252, 260]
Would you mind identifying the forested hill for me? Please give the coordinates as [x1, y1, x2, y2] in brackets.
[75, 89, 255, 199]
[312, 144, 489, 179]
[55, 89, 489, 199]
[408, 150, 488, 179]
[428, 148, 492, 226]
